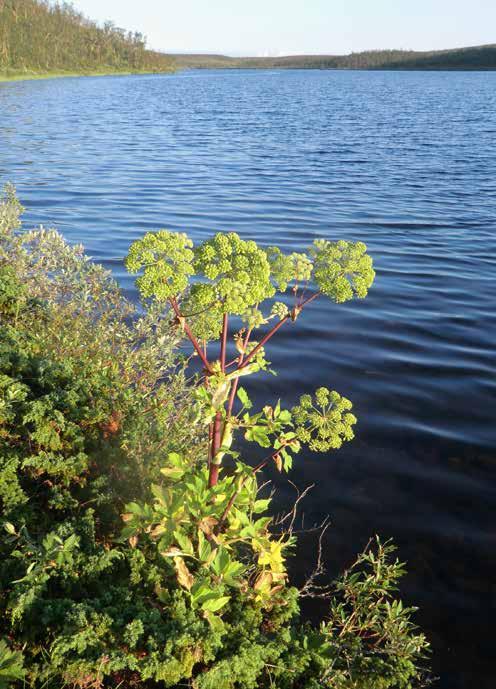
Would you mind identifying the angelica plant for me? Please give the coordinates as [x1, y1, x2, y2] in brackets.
[125, 229, 375, 612]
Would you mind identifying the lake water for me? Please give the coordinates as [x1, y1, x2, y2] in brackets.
[1, 69, 495, 688]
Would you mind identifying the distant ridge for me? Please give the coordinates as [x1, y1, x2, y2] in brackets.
[169, 44, 496, 71]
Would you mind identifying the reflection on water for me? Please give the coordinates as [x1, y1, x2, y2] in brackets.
[1, 69, 495, 688]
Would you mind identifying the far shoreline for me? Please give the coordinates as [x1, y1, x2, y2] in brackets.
[0, 69, 174, 84]
[2, 62, 496, 85]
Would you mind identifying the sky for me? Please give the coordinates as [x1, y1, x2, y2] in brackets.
[74, 0, 496, 56]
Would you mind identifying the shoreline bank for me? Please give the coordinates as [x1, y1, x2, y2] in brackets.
[0, 69, 174, 84]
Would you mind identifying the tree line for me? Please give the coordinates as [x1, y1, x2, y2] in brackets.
[171, 44, 496, 71]
[0, 0, 173, 75]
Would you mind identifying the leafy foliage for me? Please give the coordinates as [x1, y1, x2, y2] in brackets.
[320, 539, 430, 689]
[0, 639, 25, 688]
[122, 228, 375, 633]
[0, 187, 429, 688]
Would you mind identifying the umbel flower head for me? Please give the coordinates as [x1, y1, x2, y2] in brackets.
[310, 239, 375, 303]
[292, 387, 357, 452]
[193, 232, 275, 314]
[266, 247, 313, 292]
[187, 232, 276, 339]
[125, 230, 194, 301]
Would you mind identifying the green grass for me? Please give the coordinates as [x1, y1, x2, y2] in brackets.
[0, 68, 174, 83]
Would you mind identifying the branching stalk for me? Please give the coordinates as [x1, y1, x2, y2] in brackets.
[227, 326, 253, 418]
[238, 292, 320, 370]
[169, 297, 214, 374]
[220, 313, 228, 372]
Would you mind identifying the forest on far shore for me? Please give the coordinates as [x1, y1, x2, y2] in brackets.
[0, 0, 174, 77]
[169, 44, 496, 71]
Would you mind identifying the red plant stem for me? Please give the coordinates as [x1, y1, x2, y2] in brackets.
[209, 463, 220, 488]
[251, 454, 273, 474]
[238, 291, 321, 371]
[169, 297, 214, 374]
[218, 449, 277, 528]
[238, 316, 288, 370]
[220, 313, 228, 372]
[298, 290, 321, 309]
[226, 381, 238, 420]
[212, 413, 222, 455]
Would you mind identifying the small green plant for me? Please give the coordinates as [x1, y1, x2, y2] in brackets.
[321, 538, 430, 689]
[0, 639, 25, 688]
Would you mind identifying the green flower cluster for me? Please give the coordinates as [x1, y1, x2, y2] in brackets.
[270, 301, 290, 321]
[266, 247, 313, 292]
[311, 239, 375, 303]
[292, 387, 357, 452]
[125, 230, 194, 301]
[126, 229, 376, 343]
[241, 306, 267, 329]
[193, 232, 274, 313]
[181, 284, 225, 341]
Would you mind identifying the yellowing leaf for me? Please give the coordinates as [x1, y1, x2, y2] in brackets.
[257, 540, 286, 573]
[173, 556, 194, 590]
[253, 570, 273, 592]
[212, 381, 230, 409]
[198, 517, 219, 540]
[149, 524, 167, 538]
[160, 546, 182, 557]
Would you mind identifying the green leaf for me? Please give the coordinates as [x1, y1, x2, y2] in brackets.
[174, 530, 194, 555]
[202, 596, 230, 612]
[237, 387, 252, 409]
[212, 547, 230, 576]
[203, 611, 225, 633]
[197, 531, 212, 562]
[160, 466, 184, 481]
[223, 561, 245, 585]
[167, 452, 184, 467]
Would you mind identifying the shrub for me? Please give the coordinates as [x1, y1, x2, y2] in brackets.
[0, 186, 429, 688]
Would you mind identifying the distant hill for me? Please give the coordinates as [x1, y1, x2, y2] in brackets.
[0, 0, 174, 79]
[169, 44, 496, 71]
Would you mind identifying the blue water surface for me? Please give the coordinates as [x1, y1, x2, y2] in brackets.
[1, 69, 495, 688]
